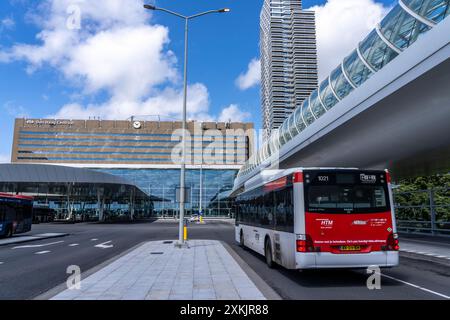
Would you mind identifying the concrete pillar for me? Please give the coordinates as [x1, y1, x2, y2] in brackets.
[97, 189, 105, 222]
[67, 184, 73, 221]
[130, 189, 135, 221]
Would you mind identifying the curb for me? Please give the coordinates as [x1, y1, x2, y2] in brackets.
[34, 241, 147, 300]
[221, 241, 282, 300]
[0, 233, 69, 247]
[37, 240, 276, 301]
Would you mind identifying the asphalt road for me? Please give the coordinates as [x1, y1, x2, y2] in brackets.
[0, 221, 448, 300]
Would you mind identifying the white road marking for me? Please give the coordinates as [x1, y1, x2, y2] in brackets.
[0, 262, 4, 265]
[401, 250, 449, 259]
[91, 239, 98, 241]
[35, 251, 51, 255]
[69, 244, 79, 247]
[95, 241, 113, 249]
[379, 273, 450, 299]
[12, 241, 64, 250]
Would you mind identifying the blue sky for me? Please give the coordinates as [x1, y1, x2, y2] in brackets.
[0, 0, 396, 162]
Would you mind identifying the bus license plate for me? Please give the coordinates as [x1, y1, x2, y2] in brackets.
[340, 246, 361, 251]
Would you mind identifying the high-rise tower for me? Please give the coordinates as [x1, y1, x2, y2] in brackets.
[261, 0, 318, 140]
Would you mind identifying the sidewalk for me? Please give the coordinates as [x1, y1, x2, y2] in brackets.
[399, 235, 450, 266]
[51, 240, 267, 300]
[0, 233, 68, 246]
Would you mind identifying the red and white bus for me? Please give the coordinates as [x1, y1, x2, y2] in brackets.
[235, 168, 399, 269]
[0, 193, 33, 238]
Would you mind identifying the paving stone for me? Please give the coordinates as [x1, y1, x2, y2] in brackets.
[51, 240, 265, 300]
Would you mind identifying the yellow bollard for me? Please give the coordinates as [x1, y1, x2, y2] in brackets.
[200, 216, 203, 223]
[183, 225, 188, 241]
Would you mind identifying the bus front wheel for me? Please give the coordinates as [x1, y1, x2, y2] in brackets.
[6, 226, 13, 238]
[265, 238, 275, 269]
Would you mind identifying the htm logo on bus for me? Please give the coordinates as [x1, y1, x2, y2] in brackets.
[319, 219, 334, 227]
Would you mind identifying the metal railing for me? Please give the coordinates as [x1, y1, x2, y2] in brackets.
[394, 187, 450, 237]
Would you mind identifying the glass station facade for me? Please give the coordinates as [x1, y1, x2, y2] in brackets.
[239, 0, 450, 178]
[98, 168, 238, 217]
[0, 164, 155, 222]
[11, 119, 254, 218]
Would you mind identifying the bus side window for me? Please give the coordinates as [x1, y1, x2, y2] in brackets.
[24, 204, 33, 219]
[243, 198, 250, 224]
[5, 204, 15, 221]
[0, 203, 4, 221]
[251, 193, 257, 226]
[262, 192, 274, 228]
[285, 188, 294, 232]
[274, 188, 294, 232]
[256, 193, 263, 227]
[275, 189, 286, 229]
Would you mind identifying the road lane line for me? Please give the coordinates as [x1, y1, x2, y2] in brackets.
[12, 241, 64, 249]
[91, 239, 98, 241]
[35, 251, 51, 255]
[69, 244, 79, 247]
[379, 273, 450, 299]
[0, 262, 4, 265]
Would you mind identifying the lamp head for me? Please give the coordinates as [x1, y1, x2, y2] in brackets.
[219, 8, 231, 13]
[143, 4, 156, 10]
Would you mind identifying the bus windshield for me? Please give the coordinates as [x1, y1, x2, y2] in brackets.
[304, 171, 390, 214]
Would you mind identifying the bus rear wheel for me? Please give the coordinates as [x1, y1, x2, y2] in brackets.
[265, 238, 275, 269]
[239, 230, 245, 248]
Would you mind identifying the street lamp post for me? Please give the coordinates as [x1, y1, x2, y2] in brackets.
[199, 163, 203, 217]
[144, 4, 230, 246]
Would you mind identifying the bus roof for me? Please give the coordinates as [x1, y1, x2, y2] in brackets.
[0, 193, 34, 201]
[243, 167, 385, 194]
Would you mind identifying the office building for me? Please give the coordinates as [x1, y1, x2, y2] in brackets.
[261, 0, 318, 139]
[11, 118, 254, 217]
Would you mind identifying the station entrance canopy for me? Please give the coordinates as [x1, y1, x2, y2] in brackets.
[0, 164, 159, 221]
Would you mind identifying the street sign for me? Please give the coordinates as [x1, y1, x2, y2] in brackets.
[176, 187, 191, 203]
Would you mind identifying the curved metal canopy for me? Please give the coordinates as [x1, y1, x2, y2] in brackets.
[0, 164, 133, 186]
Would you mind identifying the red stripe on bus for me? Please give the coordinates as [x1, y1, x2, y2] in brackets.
[293, 172, 303, 183]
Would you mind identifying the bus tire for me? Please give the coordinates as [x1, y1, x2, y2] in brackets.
[6, 225, 13, 238]
[265, 238, 275, 269]
[239, 230, 245, 248]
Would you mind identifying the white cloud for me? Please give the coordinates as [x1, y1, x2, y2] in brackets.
[236, 58, 261, 90]
[3, 101, 29, 118]
[0, 154, 10, 164]
[62, 25, 176, 99]
[1, 0, 228, 122]
[307, 0, 391, 81]
[50, 83, 211, 121]
[218, 104, 250, 123]
[1, 17, 15, 30]
[235, 0, 389, 88]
